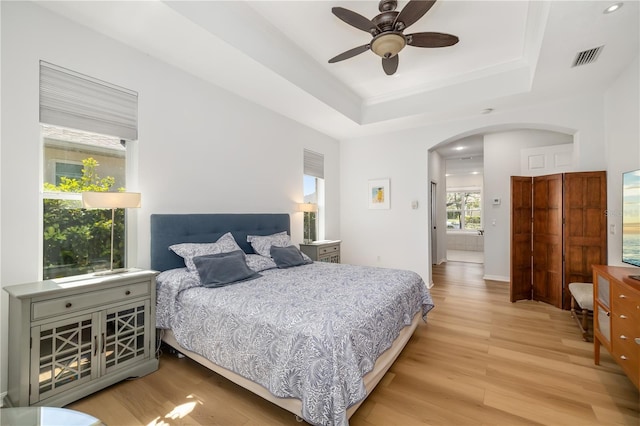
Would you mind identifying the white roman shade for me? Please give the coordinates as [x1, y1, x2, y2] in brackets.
[304, 149, 324, 179]
[39, 61, 138, 141]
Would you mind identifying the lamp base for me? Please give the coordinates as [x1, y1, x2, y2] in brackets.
[94, 268, 130, 276]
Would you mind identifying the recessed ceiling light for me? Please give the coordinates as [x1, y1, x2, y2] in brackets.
[604, 3, 623, 14]
[454, 146, 464, 151]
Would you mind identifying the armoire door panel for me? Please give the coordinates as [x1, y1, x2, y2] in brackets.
[532, 233, 563, 307]
[532, 174, 563, 308]
[563, 171, 607, 309]
[510, 176, 533, 302]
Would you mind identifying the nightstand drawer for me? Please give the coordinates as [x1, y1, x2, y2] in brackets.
[32, 280, 150, 320]
[319, 244, 339, 255]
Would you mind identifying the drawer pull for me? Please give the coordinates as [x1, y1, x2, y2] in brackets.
[101, 332, 106, 353]
[94, 336, 98, 356]
[620, 335, 628, 340]
[620, 355, 628, 361]
[620, 314, 628, 319]
[125, 290, 131, 296]
[65, 302, 72, 308]
[635, 338, 640, 345]
[619, 294, 627, 299]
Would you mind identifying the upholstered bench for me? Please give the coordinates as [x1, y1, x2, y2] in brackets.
[568, 282, 593, 341]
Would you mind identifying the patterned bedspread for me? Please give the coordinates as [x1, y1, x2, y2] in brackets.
[156, 261, 433, 425]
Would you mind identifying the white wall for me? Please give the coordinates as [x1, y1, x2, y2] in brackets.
[446, 173, 483, 189]
[341, 93, 609, 284]
[340, 136, 429, 274]
[0, 0, 4, 406]
[604, 56, 640, 267]
[0, 1, 339, 396]
[483, 129, 573, 280]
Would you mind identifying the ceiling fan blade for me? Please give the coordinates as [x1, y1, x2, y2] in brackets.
[328, 44, 371, 63]
[332, 7, 380, 34]
[394, 0, 437, 31]
[407, 32, 459, 47]
[382, 55, 399, 75]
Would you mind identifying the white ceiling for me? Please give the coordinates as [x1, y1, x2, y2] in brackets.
[38, 0, 639, 143]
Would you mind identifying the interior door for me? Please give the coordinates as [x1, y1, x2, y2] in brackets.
[532, 174, 563, 308]
[431, 181, 438, 265]
[510, 176, 533, 302]
[563, 171, 607, 310]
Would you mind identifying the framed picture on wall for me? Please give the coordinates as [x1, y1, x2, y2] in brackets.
[368, 178, 390, 209]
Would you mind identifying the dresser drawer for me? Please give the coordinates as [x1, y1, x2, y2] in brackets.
[612, 332, 639, 385]
[32, 280, 150, 320]
[319, 244, 339, 255]
[612, 281, 639, 309]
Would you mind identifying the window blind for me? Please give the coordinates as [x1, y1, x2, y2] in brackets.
[39, 61, 138, 141]
[304, 149, 324, 179]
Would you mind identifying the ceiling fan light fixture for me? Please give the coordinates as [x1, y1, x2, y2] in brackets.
[371, 33, 406, 58]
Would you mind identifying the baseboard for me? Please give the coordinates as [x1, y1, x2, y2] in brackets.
[1, 391, 7, 408]
[483, 274, 509, 282]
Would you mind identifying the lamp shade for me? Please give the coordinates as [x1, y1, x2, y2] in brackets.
[82, 192, 141, 209]
[298, 202, 318, 213]
[371, 33, 406, 58]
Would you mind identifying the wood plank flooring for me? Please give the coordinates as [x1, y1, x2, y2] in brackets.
[68, 261, 640, 425]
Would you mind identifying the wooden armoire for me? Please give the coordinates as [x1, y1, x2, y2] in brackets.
[510, 171, 607, 310]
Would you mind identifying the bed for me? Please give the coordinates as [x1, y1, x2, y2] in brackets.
[151, 213, 433, 425]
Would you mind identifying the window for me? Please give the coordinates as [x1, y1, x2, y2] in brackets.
[42, 125, 128, 279]
[446, 190, 482, 231]
[39, 61, 138, 279]
[303, 149, 324, 242]
[55, 162, 83, 185]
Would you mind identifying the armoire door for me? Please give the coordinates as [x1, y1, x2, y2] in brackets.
[532, 174, 564, 308]
[510, 171, 607, 310]
[563, 171, 607, 310]
[510, 176, 533, 302]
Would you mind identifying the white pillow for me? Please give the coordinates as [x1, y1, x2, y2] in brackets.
[245, 254, 277, 272]
[246, 231, 290, 257]
[170, 232, 242, 272]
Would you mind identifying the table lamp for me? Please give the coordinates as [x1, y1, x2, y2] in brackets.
[298, 202, 318, 244]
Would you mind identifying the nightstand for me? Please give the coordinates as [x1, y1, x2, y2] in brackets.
[300, 240, 341, 263]
[4, 269, 159, 407]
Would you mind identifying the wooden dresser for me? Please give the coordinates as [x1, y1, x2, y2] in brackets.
[593, 265, 640, 389]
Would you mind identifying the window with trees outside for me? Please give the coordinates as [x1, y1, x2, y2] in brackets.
[303, 175, 319, 242]
[42, 125, 129, 279]
[303, 149, 324, 242]
[446, 190, 482, 231]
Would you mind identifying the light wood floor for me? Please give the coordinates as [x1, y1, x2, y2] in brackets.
[68, 261, 640, 425]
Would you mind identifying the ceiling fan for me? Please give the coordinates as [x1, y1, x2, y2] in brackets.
[328, 0, 459, 75]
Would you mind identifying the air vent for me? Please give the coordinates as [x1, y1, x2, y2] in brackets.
[572, 46, 603, 67]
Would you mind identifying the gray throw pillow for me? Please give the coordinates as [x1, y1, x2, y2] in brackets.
[270, 245, 312, 269]
[193, 250, 261, 288]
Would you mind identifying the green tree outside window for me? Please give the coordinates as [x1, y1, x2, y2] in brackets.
[43, 157, 126, 279]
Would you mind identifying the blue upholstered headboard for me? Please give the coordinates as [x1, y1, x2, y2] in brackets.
[150, 213, 290, 272]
